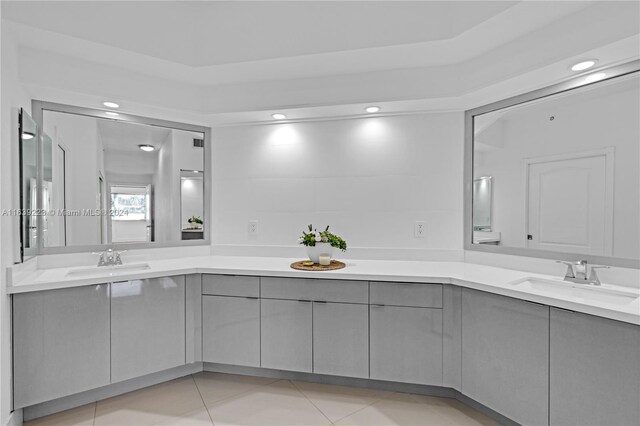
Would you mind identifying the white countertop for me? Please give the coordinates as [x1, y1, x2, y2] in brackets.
[8, 256, 640, 325]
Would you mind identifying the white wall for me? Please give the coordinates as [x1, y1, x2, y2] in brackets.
[212, 113, 464, 258]
[43, 112, 102, 246]
[153, 132, 175, 242]
[475, 76, 640, 259]
[0, 17, 31, 426]
[181, 177, 203, 229]
[154, 130, 204, 242]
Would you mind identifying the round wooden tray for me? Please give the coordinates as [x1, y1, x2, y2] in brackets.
[290, 260, 346, 271]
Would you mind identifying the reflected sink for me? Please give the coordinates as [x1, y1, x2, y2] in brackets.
[510, 277, 639, 306]
[66, 263, 151, 277]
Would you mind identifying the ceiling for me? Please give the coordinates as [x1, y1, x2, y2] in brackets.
[2, 1, 639, 124]
[3, 1, 519, 67]
[97, 119, 171, 154]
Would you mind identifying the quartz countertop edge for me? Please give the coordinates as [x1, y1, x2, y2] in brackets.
[7, 256, 640, 325]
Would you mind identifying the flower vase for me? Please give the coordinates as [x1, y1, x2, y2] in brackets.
[305, 243, 334, 264]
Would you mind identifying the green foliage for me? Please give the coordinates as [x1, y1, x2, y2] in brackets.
[298, 224, 347, 251]
[188, 216, 203, 224]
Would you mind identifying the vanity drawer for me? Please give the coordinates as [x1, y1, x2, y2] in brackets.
[261, 277, 368, 304]
[370, 281, 443, 308]
[202, 275, 260, 298]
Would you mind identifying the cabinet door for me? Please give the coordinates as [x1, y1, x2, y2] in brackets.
[111, 277, 186, 383]
[261, 299, 312, 372]
[370, 305, 442, 385]
[203, 295, 260, 367]
[313, 302, 368, 378]
[550, 308, 640, 426]
[461, 289, 549, 426]
[13, 284, 110, 408]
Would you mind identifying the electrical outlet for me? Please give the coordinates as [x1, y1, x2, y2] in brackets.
[248, 220, 259, 235]
[414, 221, 426, 238]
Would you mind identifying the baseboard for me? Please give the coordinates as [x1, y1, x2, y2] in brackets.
[203, 362, 455, 397]
[23, 362, 517, 425]
[203, 362, 518, 425]
[4, 410, 22, 426]
[23, 363, 202, 421]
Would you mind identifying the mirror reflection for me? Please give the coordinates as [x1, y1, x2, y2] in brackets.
[19, 109, 38, 252]
[473, 73, 639, 260]
[180, 170, 204, 241]
[39, 111, 205, 247]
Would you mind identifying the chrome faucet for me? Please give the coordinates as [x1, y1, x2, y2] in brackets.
[556, 260, 609, 286]
[94, 248, 124, 267]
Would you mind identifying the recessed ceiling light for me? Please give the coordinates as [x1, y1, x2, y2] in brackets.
[138, 144, 155, 152]
[105, 111, 119, 117]
[272, 113, 286, 120]
[21, 132, 35, 140]
[570, 60, 597, 72]
[365, 106, 381, 113]
[584, 72, 606, 83]
[103, 101, 119, 108]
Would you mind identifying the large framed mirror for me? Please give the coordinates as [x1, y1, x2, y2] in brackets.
[465, 60, 640, 268]
[23, 101, 211, 257]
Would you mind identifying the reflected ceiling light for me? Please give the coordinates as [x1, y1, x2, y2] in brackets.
[102, 101, 120, 108]
[584, 72, 606, 83]
[138, 144, 155, 152]
[105, 111, 119, 117]
[272, 113, 286, 120]
[570, 60, 596, 71]
[21, 132, 35, 140]
[365, 106, 381, 113]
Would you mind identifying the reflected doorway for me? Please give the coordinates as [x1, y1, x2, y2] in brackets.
[110, 185, 152, 243]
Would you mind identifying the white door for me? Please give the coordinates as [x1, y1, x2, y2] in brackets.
[527, 152, 612, 255]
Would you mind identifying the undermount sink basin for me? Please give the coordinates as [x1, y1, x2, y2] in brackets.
[66, 263, 151, 277]
[510, 277, 640, 306]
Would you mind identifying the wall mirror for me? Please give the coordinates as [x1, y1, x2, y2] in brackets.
[23, 101, 211, 257]
[466, 61, 640, 268]
[18, 109, 38, 257]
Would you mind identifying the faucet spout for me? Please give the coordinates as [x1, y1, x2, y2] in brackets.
[557, 260, 609, 286]
[94, 248, 125, 267]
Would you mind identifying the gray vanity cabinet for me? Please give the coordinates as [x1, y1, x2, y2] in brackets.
[461, 288, 549, 426]
[370, 305, 443, 385]
[110, 276, 186, 383]
[261, 298, 313, 372]
[369, 282, 444, 385]
[549, 308, 640, 426]
[313, 302, 368, 378]
[203, 296, 260, 367]
[13, 284, 111, 408]
[202, 274, 261, 367]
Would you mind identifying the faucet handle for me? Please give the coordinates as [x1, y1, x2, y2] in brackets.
[114, 249, 126, 265]
[556, 260, 577, 278]
[589, 265, 610, 277]
[92, 251, 106, 266]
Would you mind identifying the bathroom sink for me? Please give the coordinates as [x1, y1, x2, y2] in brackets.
[66, 263, 151, 277]
[510, 277, 640, 306]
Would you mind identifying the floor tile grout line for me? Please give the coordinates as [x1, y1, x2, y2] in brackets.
[191, 372, 281, 410]
[329, 391, 401, 425]
[289, 380, 335, 425]
[191, 374, 216, 426]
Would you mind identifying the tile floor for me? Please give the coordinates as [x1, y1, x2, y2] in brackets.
[25, 373, 499, 426]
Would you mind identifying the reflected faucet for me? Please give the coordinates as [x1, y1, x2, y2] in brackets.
[93, 248, 124, 267]
[556, 260, 609, 286]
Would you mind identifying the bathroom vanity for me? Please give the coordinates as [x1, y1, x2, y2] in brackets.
[9, 257, 640, 425]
